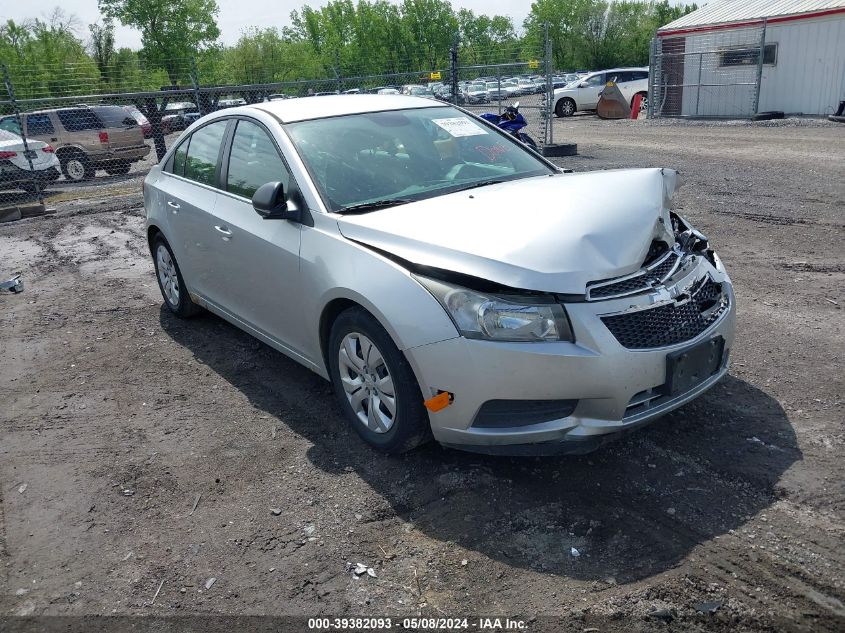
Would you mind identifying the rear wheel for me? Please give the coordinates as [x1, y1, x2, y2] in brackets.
[555, 98, 576, 117]
[633, 91, 648, 113]
[328, 307, 430, 453]
[61, 154, 94, 182]
[152, 235, 203, 318]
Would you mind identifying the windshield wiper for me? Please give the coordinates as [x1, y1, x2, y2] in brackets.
[336, 198, 414, 214]
[449, 178, 506, 193]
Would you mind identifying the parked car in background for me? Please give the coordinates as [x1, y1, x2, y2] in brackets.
[218, 98, 247, 108]
[377, 88, 400, 95]
[162, 102, 199, 133]
[145, 95, 735, 456]
[517, 78, 537, 95]
[465, 83, 489, 104]
[401, 85, 433, 97]
[0, 105, 150, 181]
[486, 82, 508, 100]
[0, 128, 61, 192]
[126, 106, 152, 139]
[553, 67, 649, 117]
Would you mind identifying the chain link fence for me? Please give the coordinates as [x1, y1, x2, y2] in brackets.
[0, 30, 557, 215]
[649, 24, 767, 119]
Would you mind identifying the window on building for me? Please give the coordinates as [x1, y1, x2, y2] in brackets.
[719, 43, 778, 67]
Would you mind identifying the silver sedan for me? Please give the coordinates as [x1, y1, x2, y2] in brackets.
[144, 95, 735, 455]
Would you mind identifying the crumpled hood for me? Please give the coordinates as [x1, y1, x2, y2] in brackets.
[336, 168, 678, 295]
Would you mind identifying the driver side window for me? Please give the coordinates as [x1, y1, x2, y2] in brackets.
[586, 74, 606, 87]
[226, 120, 290, 199]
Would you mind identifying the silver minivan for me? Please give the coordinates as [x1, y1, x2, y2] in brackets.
[145, 95, 735, 455]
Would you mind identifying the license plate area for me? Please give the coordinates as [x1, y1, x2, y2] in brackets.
[23, 150, 37, 160]
[665, 336, 724, 397]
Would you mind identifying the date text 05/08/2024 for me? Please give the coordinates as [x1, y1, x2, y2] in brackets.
[307, 617, 529, 630]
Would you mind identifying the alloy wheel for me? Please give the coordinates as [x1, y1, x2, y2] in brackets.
[156, 244, 180, 307]
[337, 332, 396, 433]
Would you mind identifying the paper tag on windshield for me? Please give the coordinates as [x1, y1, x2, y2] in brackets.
[433, 117, 487, 137]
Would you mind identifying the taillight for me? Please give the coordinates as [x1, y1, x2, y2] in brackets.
[0, 150, 16, 159]
[42, 145, 55, 153]
[99, 131, 109, 144]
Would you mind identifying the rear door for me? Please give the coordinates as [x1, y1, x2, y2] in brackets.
[156, 119, 230, 299]
[204, 117, 305, 354]
[54, 108, 103, 155]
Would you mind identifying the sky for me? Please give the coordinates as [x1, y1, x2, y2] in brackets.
[7, 0, 536, 49]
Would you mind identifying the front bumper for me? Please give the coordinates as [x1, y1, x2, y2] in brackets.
[404, 258, 736, 455]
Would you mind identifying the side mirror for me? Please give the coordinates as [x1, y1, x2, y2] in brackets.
[579, 82, 589, 88]
[252, 181, 300, 221]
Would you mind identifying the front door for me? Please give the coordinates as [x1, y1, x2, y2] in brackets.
[580, 73, 606, 109]
[204, 118, 306, 356]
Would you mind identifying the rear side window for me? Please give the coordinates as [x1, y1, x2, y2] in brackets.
[226, 120, 289, 199]
[56, 108, 102, 132]
[25, 113, 55, 135]
[0, 117, 22, 135]
[183, 120, 228, 186]
[92, 106, 137, 128]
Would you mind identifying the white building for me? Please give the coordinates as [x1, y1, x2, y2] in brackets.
[655, 0, 845, 117]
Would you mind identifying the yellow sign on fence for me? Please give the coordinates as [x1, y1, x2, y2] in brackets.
[429, 71, 441, 80]
[528, 60, 540, 69]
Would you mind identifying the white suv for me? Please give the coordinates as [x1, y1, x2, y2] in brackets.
[553, 67, 649, 117]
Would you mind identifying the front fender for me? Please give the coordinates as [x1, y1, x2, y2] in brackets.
[299, 217, 459, 376]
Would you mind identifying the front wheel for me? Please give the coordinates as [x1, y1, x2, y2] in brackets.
[519, 133, 538, 149]
[152, 235, 203, 318]
[328, 307, 431, 453]
[555, 98, 576, 117]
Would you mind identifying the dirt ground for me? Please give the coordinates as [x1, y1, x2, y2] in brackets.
[1, 117, 844, 632]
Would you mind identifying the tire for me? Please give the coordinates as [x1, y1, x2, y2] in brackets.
[328, 307, 431, 453]
[632, 91, 648, 112]
[555, 98, 576, 117]
[105, 161, 131, 176]
[61, 154, 94, 182]
[152, 235, 203, 318]
[519, 133, 538, 149]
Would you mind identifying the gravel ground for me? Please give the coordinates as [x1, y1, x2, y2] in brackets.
[1, 117, 844, 632]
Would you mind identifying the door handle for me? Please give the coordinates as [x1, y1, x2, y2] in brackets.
[167, 200, 180, 211]
[214, 225, 233, 239]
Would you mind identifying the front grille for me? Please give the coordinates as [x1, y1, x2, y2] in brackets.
[601, 277, 728, 349]
[587, 250, 681, 301]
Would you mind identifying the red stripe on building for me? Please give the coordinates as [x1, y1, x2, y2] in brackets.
[657, 6, 845, 37]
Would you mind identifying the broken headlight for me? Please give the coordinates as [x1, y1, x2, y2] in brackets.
[416, 276, 574, 342]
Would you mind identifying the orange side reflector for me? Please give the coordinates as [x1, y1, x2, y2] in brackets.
[424, 391, 452, 412]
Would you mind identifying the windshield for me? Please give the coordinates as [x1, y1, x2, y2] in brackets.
[286, 106, 552, 213]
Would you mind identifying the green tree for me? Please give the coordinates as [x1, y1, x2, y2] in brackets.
[89, 19, 116, 83]
[98, 0, 220, 84]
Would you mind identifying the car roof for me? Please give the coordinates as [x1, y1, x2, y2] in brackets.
[248, 94, 442, 123]
[590, 67, 648, 75]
